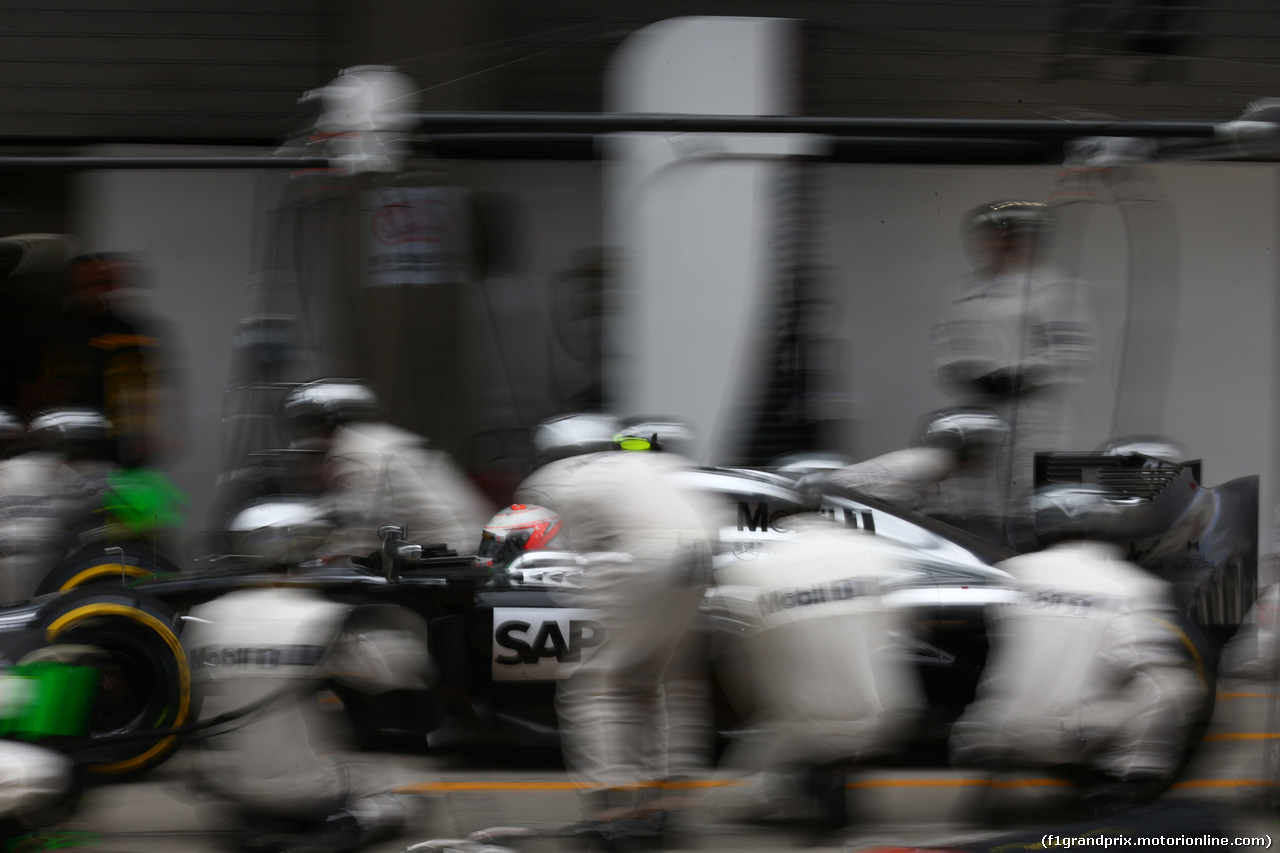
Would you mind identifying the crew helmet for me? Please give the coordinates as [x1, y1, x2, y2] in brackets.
[964, 200, 1052, 239]
[1029, 484, 1164, 547]
[963, 200, 1052, 268]
[614, 415, 695, 455]
[27, 407, 114, 461]
[29, 407, 109, 442]
[911, 407, 1007, 460]
[0, 408, 25, 454]
[225, 496, 334, 569]
[475, 503, 565, 571]
[532, 412, 619, 464]
[282, 378, 379, 435]
[1099, 435, 1185, 465]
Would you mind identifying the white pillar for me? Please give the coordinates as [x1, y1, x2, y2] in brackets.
[604, 17, 818, 464]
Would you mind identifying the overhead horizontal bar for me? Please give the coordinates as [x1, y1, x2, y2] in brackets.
[408, 111, 1224, 140]
[0, 156, 329, 171]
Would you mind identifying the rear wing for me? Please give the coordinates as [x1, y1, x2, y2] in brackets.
[1035, 451, 1258, 630]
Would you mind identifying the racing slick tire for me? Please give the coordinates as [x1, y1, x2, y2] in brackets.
[35, 541, 181, 597]
[36, 587, 191, 780]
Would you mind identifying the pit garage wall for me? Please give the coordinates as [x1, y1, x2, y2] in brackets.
[71, 156, 286, 539]
[813, 161, 1280, 556]
[68, 153, 1280, 561]
[69, 156, 608, 534]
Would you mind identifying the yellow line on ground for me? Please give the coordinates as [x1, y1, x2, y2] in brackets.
[1218, 692, 1274, 700]
[847, 779, 1071, 790]
[396, 781, 746, 793]
[1171, 779, 1275, 789]
[846, 779, 988, 789]
[1203, 733, 1280, 741]
[661, 779, 747, 789]
[396, 776, 1165, 794]
[400, 782, 594, 792]
[991, 779, 1075, 789]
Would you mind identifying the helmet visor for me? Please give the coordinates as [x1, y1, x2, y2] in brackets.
[477, 531, 503, 559]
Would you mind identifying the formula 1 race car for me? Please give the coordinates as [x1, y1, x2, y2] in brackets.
[4, 447, 1259, 780]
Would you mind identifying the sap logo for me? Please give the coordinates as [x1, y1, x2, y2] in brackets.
[494, 619, 605, 666]
[491, 607, 605, 681]
[736, 502, 795, 533]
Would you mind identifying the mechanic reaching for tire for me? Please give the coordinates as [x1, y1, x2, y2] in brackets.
[513, 412, 716, 843]
[817, 406, 1008, 542]
[184, 586, 433, 853]
[282, 379, 492, 559]
[949, 485, 1208, 816]
[707, 515, 925, 835]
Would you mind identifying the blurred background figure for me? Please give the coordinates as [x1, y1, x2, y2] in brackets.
[514, 413, 715, 845]
[0, 235, 79, 419]
[185, 587, 432, 853]
[708, 515, 924, 837]
[27, 253, 169, 469]
[282, 379, 493, 559]
[949, 485, 1207, 818]
[819, 406, 1008, 542]
[929, 201, 1095, 540]
[0, 408, 118, 603]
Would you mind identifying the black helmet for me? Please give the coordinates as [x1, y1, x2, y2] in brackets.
[282, 379, 379, 436]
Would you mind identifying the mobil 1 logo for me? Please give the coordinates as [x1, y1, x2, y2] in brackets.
[492, 608, 605, 682]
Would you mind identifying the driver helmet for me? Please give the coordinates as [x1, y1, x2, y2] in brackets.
[475, 503, 565, 571]
[532, 413, 619, 464]
[282, 378, 380, 437]
[911, 406, 1007, 462]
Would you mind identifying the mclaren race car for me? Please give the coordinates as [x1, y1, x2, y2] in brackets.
[3, 447, 1258, 779]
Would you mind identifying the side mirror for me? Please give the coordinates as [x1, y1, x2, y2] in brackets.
[377, 525, 421, 580]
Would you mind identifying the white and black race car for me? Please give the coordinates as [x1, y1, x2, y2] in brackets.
[0, 447, 1257, 777]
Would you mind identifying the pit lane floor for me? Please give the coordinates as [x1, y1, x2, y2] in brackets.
[50, 675, 1280, 852]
